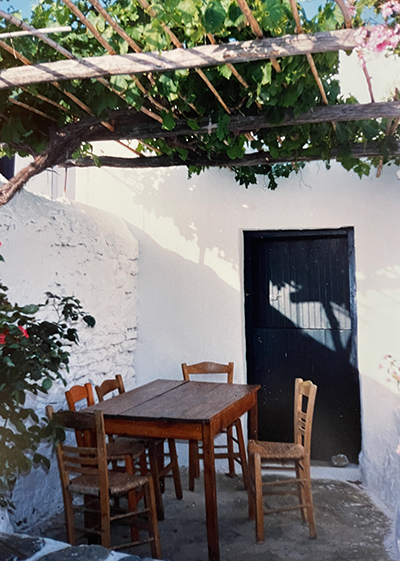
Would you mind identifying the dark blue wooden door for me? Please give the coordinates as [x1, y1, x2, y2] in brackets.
[244, 228, 361, 463]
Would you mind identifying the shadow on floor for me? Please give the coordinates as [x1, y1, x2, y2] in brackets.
[32, 468, 395, 561]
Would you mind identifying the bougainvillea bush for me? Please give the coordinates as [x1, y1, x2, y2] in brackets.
[0, 245, 95, 508]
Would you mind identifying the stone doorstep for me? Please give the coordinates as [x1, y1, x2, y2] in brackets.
[0, 533, 160, 561]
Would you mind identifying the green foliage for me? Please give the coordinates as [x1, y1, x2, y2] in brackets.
[0, 252, 95, 508]
[0, 0, 398, 188]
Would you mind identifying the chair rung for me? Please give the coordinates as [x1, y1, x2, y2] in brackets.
[72, 504, 100, 515]
[261, 465, 296, 471]
[73, 524, 102, 536]
[112, 536, 154, 551]
[110, 507, 151, 522]
[262, 477, 307, 486]
[263, 489, 298, 496]
[264, 503, 310, 515]
[198, 451, 242, 460]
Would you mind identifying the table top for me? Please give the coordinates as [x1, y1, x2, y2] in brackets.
[84, 378, 259, 424]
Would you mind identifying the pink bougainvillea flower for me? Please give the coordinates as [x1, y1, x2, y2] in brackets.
[381, 0, 400, 19]
[346, 2, 356, 17]
[0, 333, 5, 345]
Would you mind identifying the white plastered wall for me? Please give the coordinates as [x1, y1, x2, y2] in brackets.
[0, 188, 139, 530]
[67, 151, 400, 513]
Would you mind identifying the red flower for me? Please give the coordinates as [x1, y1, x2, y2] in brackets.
[18, 326, 29, 338]
[0, 326, 29, 344]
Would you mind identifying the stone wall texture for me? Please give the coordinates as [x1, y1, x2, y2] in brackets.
[0, 188, 139, 532]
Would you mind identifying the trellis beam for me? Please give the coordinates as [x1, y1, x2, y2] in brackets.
[79, 101, 400, 143]
[0, 28, 365, 90]
[62, 142, 400, 169]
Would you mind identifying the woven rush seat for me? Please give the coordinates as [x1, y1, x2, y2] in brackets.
[248, 441, 304, 461]
[68, 471, 150, 496]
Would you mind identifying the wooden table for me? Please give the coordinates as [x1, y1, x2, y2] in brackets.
[84, 378, 259, 561]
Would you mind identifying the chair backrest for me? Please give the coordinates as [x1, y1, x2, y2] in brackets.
[293, 378, 317, 454]
[95, 374, 125, 402]
[46, 405, 109, 494]
[65, 383, 95, 411]
[181, 361, 234, 383]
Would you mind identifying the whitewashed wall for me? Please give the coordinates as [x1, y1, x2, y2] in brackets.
[65, 150, 400, 515]
[0, 188, 139, 530]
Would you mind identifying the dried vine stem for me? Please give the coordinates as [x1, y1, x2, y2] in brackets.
[288, 0, 329, 105]
[136, 0, 232, 114]
[235, 0, 282, 73]
[60, 0, 165, 121]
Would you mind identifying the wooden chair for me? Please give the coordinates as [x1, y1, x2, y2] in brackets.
[46, 405, 161, 557]
[95, 375, 183, 520]
[181, 361, 249, 491]
[247, 378, 317, 543]
[65, 383, 145, 468]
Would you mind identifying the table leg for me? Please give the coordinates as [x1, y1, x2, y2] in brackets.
[147, 440, 165, 521]
[202, 423, 219, 561]
[248, 398, 258, 440]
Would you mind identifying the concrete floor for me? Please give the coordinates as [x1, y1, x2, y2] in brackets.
[33, 467, 396, 561]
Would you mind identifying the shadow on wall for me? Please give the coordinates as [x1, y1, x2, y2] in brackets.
[77, 162, 400, 297]
[125, 221, 243, 385]
[79, 165, 248, 279]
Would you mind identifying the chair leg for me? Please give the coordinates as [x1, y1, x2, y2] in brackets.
[234, 419, 249, 490]
[194, 442, 201, 478]
[99, 490, 111, 549]
[125, 453, 141, 542]
[295, 460, 307, 523]
[144, 476, 162, 559]
[253, 452, 265, 544]
[156, 440, 166, 493]
[64, 491, 76, 545]
[302, 464, 317, 539]
[226, 425, 236, 478]
[167, 438, 183, 500]
[247, 451, 255, 521]
[188, 440, 198, 492]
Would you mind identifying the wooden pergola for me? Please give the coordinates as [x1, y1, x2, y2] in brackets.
[0, 0, 399, 205]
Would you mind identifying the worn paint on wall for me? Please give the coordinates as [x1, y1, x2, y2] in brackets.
[0, 188, 139, 531]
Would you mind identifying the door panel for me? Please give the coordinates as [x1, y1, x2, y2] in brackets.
[244, 229, 361, 463]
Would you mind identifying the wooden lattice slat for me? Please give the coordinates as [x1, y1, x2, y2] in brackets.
[8, 97, 58, 121]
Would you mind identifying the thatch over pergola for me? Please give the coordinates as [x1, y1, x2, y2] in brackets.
[0, 0, 399, 205]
